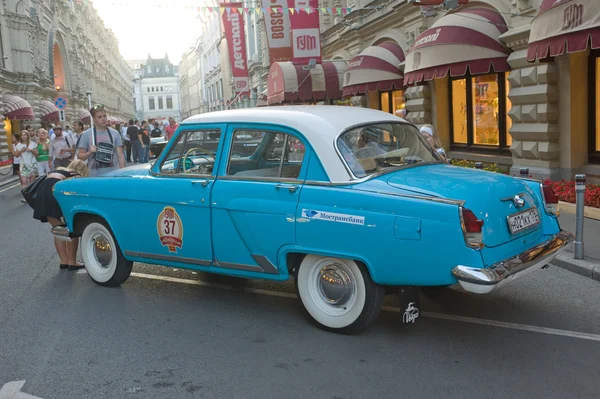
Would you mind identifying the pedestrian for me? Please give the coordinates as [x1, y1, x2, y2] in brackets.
[32, 159, 89, 271]
[65, 125, 74, 138]
[165, 117, 179, 141]
[127, 119, 139, 163]
[120, 121, 131, 162]
[419, 125, 447, 161]
[25, 125, 35, 140]
[76, 104, 126, 176]
[137, 121, 150, 163]
[151, 122, 162, 138]
[36, 128, 52, 176]
[71, 121, 87, 160]
[49, 126, 75, 169]
[14, 130, 38, 190]
[11, 132, 22, 178]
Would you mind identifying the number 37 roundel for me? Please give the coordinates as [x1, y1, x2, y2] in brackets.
[157, 206, 184, 253]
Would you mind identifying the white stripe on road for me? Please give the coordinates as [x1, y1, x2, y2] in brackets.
[128, 272, 600, 342]
[0, 183, 20, 194]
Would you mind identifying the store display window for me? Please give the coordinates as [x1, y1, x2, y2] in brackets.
[450, 73, 512, 152]
[591, 53, 600, 163]
[380, 90, 406, 116]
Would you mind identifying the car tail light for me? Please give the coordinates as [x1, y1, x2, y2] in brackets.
[460, 207, 484, 249]
[541, 183, 560, 216]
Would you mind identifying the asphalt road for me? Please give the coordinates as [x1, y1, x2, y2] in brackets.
[1, 183, 600, 399]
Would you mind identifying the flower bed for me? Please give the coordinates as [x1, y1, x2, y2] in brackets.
[449, 159, 510, 174]
[543, 179, 600, 209]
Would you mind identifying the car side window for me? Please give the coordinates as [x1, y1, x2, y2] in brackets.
[159, 129, 221, 176]
[227, 129, 306, 179]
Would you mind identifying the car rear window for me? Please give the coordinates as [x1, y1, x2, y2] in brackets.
[337, 122, 440, 178]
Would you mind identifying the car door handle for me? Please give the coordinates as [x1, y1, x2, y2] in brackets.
[275, 184, 299, 193]
[191, 180, 210, 187]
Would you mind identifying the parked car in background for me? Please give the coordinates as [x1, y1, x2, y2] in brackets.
[51, 106, 573, 334]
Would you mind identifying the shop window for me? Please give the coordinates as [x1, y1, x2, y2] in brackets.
[591, 54, 600, 163]
[380, 90, 405, 115]
[450, 73, 512, 151]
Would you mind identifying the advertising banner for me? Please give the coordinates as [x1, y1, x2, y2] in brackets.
[288, 0, 321, 64]
[221, 4, 250, 96]
[261, 0, 293, 62]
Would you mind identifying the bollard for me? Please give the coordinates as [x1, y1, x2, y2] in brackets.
[475, 162, 483, 169]
[520, 167, 529, 178]
[574, 174, 586, 259]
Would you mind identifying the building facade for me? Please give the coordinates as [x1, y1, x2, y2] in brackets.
[321, 0, 600, 182]
[0, 0, 134, 161]
[129, 55, 181, 123]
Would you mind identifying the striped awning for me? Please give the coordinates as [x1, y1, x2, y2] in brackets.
[342, 41, 405, 96]
[3, 94, 34, 120]
[267, 61, 347, 105]
[404, 8, 510, 84]
[256, 89, 268, 107]
[527, 0, 600, 61]
[76, 108, 91, 124]
[40, 100, 60, 122]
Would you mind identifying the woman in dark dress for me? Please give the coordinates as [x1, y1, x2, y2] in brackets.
[33, 159, 89, 271]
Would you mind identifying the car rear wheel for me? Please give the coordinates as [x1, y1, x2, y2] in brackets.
[81, 220, 133, 287]
[295, 255, 385, 334]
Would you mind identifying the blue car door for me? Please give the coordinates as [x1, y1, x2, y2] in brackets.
[129, 127, 223, 269]
[210, 125, 308, 278]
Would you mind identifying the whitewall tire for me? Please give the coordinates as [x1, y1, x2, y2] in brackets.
[295, 255, 385, 334]
[81, 221, 133, 287]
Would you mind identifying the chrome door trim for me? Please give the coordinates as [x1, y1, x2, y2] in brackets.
[125, 251, 211, 266]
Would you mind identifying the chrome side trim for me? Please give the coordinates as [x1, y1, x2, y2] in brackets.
[124, 251, 211, 266]
[215, 254, 280, 275]
[218, 175, 304, 184]
[451, 231, 574, 294]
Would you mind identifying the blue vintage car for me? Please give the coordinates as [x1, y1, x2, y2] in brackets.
[52, 106, 573, 334]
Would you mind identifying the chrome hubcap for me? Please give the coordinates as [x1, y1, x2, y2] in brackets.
[92, 233, 112, 268]
[317, 265, 354, 306]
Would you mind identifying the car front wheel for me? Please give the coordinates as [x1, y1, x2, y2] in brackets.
[81, 220, 133, 287]
[295, 255, 385, 334]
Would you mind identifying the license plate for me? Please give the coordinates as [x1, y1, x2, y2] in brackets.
[507, 208, 540, 234]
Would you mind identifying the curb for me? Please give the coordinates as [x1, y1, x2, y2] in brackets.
[0, 176, 19, 190]
[551, 251, 600, 281]
[559, 201, 600, 221]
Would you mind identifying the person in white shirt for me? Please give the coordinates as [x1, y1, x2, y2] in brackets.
[71, 121, 86, 162]
[14, 130, 38, 187]
[49, 126, 75, 169]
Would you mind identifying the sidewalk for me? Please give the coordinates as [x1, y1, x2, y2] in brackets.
[553, 212, 600, 281]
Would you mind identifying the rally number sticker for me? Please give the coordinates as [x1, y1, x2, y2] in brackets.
[157, 206, 183, 253]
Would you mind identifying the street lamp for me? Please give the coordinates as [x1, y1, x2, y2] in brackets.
[86, 90, 94, 129]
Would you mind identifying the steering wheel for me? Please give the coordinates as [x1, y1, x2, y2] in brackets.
[182, 147, 213, 174]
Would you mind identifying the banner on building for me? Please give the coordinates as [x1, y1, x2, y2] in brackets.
[221, 2, 250, 96]
[261, 0, 293, 62]
[288, 0, 321, 64]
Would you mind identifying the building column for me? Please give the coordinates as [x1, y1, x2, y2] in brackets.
[405, 84, 432, 126]
[506, 48, 560, 179]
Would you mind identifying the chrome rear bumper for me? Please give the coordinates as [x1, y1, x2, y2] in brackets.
[51, 225, 72, 242]
[451, 231, 574, 294]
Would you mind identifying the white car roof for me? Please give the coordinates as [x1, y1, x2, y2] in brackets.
[182, 105, 408, 182]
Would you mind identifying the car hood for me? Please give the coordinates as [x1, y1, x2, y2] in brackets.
[103, 163, 152, 177]
[368, 164, 543, 247]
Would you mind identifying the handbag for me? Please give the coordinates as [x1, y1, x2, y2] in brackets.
[21, 173, 47, 209]
[94, 127, 114, 165]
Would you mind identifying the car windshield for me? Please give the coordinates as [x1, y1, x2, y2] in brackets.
[337, 122, 441, 178]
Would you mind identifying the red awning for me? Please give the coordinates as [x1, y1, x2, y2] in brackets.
[527, 0, 600, 61]
[267, 61, 348, 105]
[3, 94, 34, 120]
[404, 7, 510, 84]
[342, 41, 405, 96]
[256, 89, 268, 107]
[76, 108, 91, 124]
[40, 100, 60, 122]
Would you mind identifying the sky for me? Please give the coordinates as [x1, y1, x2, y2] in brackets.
[92, 0, 204, 65]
